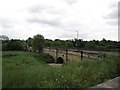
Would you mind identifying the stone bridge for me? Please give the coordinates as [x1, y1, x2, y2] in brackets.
[43, 48, 99, 64]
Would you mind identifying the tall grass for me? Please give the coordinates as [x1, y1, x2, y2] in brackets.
[0, 50, 2, 89]
[2, 51, 119, 88]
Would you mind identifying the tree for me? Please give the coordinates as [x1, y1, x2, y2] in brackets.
[53, 40, 62, 47]
[44, 39, 52, 47]
[27, 37, 33, 46]
[73, 39, 84, 49]
[0, 35, 9, 41]
[84, 41, 97, 50]
[65, 40, 74, 48]
[6, 39, 24, 51]
[32, 34, 45, 53]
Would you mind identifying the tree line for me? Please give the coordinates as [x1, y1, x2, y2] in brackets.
[1, 34, 120, 52]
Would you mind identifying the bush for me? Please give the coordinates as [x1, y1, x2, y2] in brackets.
[6, 40, 24, 51]
[33, 53, 55, 63]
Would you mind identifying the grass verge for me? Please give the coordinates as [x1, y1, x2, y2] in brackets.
[2, 51, 120, 88]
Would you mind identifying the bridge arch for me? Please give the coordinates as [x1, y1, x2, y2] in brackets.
[56, 57, 64, 64]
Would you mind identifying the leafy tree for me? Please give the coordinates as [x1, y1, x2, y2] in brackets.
[84, 41, 97, 50]
[65, 40, 74, 48]
[27, 37, 33, 46]
[32, 34, 45, 53]
[6, 39, 24, 51]
[53, 41, 62, 47]
[73, 39, 84, 49]
[44, 39, 52, 47]
[2, 42, 7, 51]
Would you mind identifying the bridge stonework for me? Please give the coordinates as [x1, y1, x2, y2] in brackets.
[43, 48, 99, 64]
[43, 48, 67, 63]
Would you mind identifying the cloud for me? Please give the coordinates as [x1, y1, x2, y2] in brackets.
[28, 5, 48, 13]
[27, 3, 67, 28]
[0, 0, 118, 41]
[106, 20, 118, 25]
[103, 10, 118, 19]
[0, 18, 14, 28]
[103, 10, 118, 26]
[103, 3, 118, 26]
[27, 18, 61, 27]
[29, 5, 65, 15]
[104, 3, 118, 19]
[109, 3, 118, 8]
[57, 32, 89, 40]
[62, 0, 78, 5]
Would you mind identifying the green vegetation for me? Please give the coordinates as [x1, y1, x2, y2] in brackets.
[1, 34, 119, 88]
[2, 51, 119, 88]
[2, 39, 24, 51]
[32, 34, 45, 53]
[0, 51, 2, 89]
[1, 34, 120, 52]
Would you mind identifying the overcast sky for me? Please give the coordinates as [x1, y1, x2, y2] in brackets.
[0, 0, 119, 41]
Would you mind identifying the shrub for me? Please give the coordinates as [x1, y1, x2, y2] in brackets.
[33, 53, 54, 63]
[6, 40, 24, 51]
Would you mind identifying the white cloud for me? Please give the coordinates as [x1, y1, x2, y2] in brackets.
[0, 0, 119, 41]
[103, 2, 118, 26]
[0, 18, 14, 28]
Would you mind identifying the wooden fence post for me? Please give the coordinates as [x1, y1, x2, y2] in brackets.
[81, 51, 83, 60]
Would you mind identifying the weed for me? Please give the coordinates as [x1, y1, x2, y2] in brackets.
[2, 51, 119, 88]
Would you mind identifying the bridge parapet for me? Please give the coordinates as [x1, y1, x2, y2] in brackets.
[43, 48, 99, 63]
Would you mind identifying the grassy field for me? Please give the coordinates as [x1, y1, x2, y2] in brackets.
[2, 51, 120, 88]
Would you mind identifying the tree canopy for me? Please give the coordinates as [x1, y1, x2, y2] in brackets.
[1, 34, 119, 52]
[32, 34, 45, 53]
